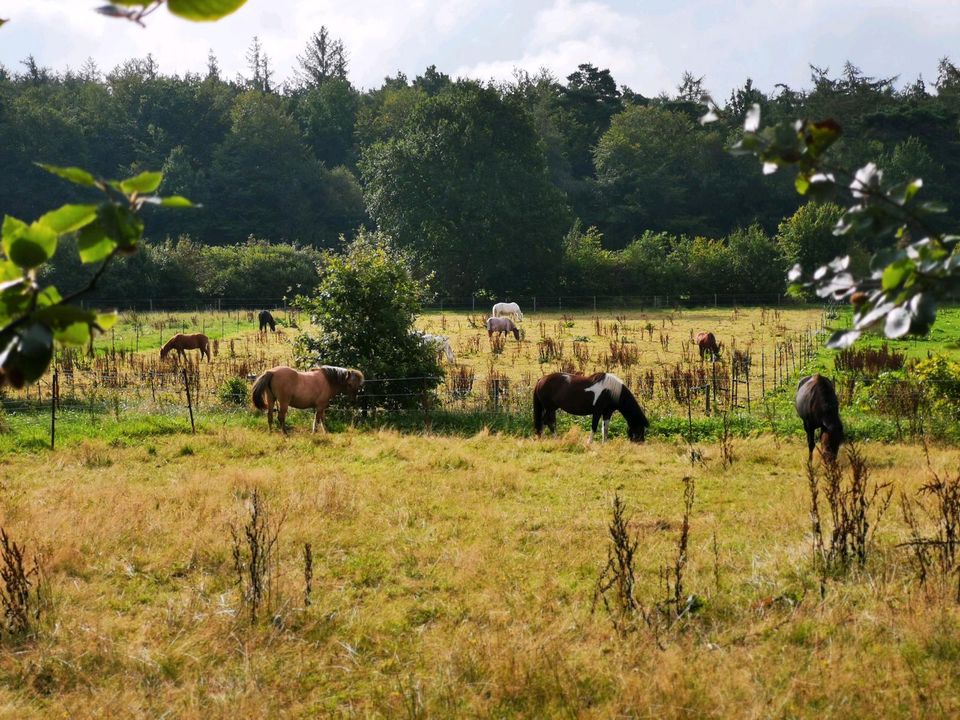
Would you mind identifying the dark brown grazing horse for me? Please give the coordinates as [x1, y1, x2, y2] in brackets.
[259, 310, 276, 332]
[160, 333, 211, 362]
[795, 374, 844, 462]
[251, 365, 364, 433]
[533, 371, 649, 442]
[696, 331, 720, 360]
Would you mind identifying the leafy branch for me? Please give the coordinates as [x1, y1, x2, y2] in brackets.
[0, 166, 195, 387]
[720, 105, 958, 348]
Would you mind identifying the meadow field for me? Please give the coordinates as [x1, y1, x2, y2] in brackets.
[2, 305, 960, 717]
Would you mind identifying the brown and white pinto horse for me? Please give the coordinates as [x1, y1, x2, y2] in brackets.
[251, 365, 364, 433]
[533, 371, 649, 442]
[486, 316, 520, 340]
[795, 374, 844, 462]
[696, 332, 720, 360]
[160, 333, 211, 362]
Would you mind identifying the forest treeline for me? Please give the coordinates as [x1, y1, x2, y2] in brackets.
[5, 28, 960, 299]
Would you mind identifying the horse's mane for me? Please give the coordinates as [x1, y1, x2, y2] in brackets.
[159, 336, 177, 357]
[320, 365, 363, 387]
[617, 383, 650, 430]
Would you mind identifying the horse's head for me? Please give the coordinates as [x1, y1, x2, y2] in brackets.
[821, 423, 844, 464]
[345, 369, 364, 397]
[159, 344, 170, 359]
[511, 327, 520, 341]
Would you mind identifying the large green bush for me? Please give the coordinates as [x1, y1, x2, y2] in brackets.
[293, 230, 442, 409]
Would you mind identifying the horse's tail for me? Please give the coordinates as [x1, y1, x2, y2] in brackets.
[533, 388, 544, 436]
[251, 371, 274, 410]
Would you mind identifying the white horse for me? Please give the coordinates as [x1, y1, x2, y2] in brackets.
[416, 332, 456, 363]
[492, 302, 524, 321]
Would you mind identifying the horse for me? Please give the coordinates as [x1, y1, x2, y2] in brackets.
[492, 302, 524, 321]
[696, 331, 720, 360]
[419, 332, 456, 364]
[259, 310, 276, 332]
[795, 374, 844, 463]
[251, 365, 364, 433]
[160, 333, 211, 362]
[486, 316, 520, 340]
[533, 371, 649, 442]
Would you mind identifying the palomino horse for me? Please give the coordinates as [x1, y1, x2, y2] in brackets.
[251, 365, 364, 433]
[486, 316, 520, 340]
[160, 333, 211, 362]
[259, 310, 276, 332]
[796, 374, 844, 462]
[533, 371, 649, 442]
[696, 331, 720, 360]
[419, 333, 456, 364]
[492, 302, 524, 321]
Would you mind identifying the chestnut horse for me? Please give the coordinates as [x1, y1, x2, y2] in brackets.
[251, 365, 364, 433]
[486, 316, 520, 340]
[696, 331, 720, 360]
[160, 333, 211, 362]
[795, 374, 844, 462]
[534, 371, 649, 442]
[258, 310, 276, 332]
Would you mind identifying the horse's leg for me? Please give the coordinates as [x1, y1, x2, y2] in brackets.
[602, 410, 613, 443]
[590, 412, 600, 442]
[267, 401, 274, 431]
[804, 421, 815, 460]
[278, 402, 289, 434]
[547, 410, 557, 436]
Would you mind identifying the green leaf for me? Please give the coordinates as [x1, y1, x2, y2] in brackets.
[2, 215, 27, 243]
[37, 204, 98, 234]
[96, 312, 119, 331]
[150, 195, 196, 208]
[77, 224, 118, 264]
[15, 323, 54, 382]
[4, 222, 58, 268]
[882, 258, 914, 291]
[166, 0, 248, 21]
[119, 170, 163, 194]
[36, 164, 97, 187]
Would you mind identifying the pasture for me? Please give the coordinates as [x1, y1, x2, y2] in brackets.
[2, 305, 960, 717]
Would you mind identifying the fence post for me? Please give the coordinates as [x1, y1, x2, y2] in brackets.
[471, 296, 475, 312]
[533, 296, 536, 313]
[705, 384, 710, 415]
[50, 370, 58, 451]
[761, 348, 765, 397]
[593, 295, 596, 312]
[183, 368, 195, 434]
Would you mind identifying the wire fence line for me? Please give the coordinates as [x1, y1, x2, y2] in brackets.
[74, 292, 811, 314]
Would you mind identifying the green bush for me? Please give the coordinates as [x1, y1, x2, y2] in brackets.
[293, 229, 443, 409]
[219, 377, 248, 406]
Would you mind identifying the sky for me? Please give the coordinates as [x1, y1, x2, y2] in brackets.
[1, 0, 959, 98]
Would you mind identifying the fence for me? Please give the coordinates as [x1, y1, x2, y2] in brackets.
[75, 292, 806, 314]
[3, 319, 827, 449]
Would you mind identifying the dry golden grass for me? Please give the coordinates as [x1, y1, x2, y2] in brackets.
[1, 427, 959, 717]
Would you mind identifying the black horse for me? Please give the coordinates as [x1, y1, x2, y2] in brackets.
[533, 371, 649, 442]
[258, 310, 276, 332]
[795, 374, 844, 462]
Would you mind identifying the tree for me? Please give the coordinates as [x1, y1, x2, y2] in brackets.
[295, 27, 348, 88]
[293, 230, 442, 409]
[361, 82, 570, 293]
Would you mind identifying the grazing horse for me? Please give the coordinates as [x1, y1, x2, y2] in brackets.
[533, 371, 649, 442]
[160, 333, 211, 362]
[696, 332, 720, 360]
[251, 365, 364, 434]
[492, 302, 524, 321]
[795, 374, 844, 462]
[486, 316, 520, 340]
[259, 310, 276, 332]
[419, 332, 456, 364]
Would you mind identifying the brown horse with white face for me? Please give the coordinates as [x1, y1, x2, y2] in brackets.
[160, 333, 211, 362]
[251, 365, 364, 433]
[696, 332, 720, 361]
[534, 371, 649, 442]
[796, 373, 844, 463]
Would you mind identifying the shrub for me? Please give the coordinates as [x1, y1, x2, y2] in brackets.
[219, 377, 248, 406]
[293, 230, 443, 409]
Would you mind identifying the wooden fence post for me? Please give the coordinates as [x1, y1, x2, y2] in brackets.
[50, 370, 58, 451]
[183, 368, 195, 434]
